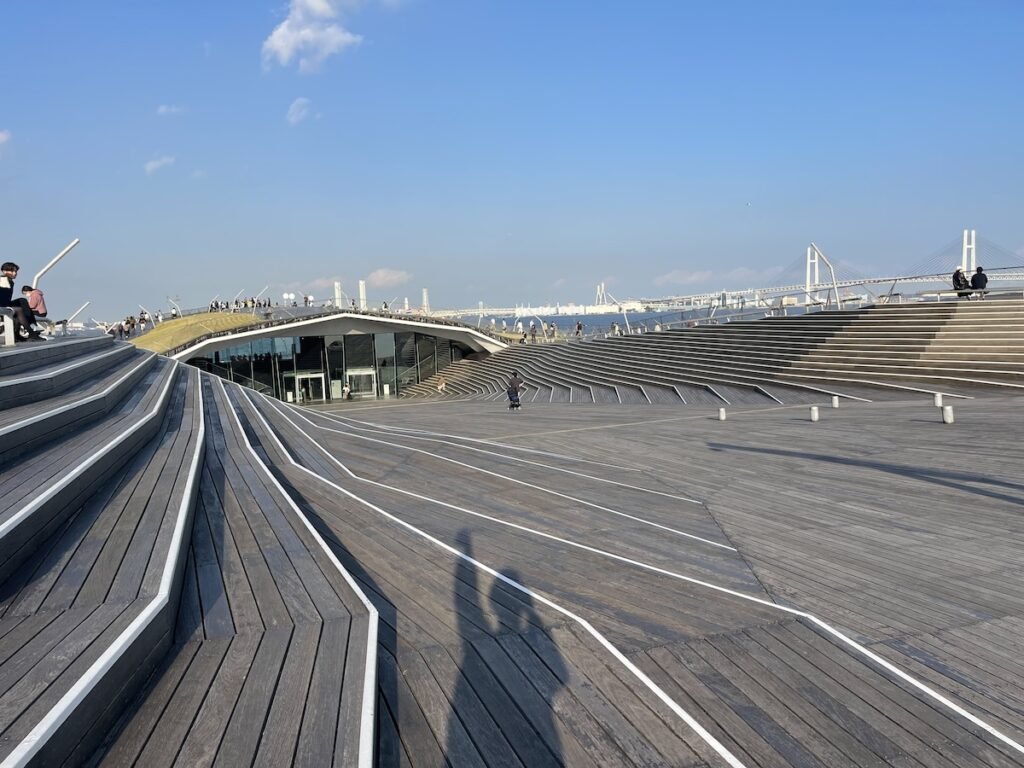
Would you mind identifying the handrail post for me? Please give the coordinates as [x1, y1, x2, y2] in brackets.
[32, 238, 80, 288]
[63, 301, 90, 334]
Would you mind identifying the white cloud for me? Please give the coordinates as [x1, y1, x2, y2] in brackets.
[306, 275, 345, 291]
[0, 130, 10, 145]
[191, 169, 207, 179]
[262, 0, 362, 73]
[157, 104, 185, 116]
[144, 155, 175, 175]
[286, 97, 312, 125]
[366, 268, 412, 288]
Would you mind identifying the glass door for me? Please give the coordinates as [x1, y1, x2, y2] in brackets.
[347, 367, 377, 399]
[295, 372, 326, 403]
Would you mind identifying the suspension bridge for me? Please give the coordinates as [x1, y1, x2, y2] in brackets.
[438, 230, 1024, 318]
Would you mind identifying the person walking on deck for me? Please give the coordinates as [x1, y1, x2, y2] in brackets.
[507, 370, 525, 410]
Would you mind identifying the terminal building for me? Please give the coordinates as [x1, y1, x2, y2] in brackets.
[175, 311, 504, 403]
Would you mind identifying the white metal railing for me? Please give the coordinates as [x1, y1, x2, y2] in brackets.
[32, 238, 79, 289]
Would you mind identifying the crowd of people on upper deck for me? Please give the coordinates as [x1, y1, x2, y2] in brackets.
[210, 297, 274, 312]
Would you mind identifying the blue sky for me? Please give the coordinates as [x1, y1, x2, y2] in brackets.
[2, 1, 1022, 320]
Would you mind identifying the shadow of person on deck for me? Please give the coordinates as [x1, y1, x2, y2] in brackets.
[448, 529, 567, 767]
[707, 441, 1024, 507]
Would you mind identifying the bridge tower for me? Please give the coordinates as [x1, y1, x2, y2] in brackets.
[960, 229, 977, 273]
[805, 245, 821, 304]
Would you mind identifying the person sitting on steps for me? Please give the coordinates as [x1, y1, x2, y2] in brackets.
[0, 263, 44, 341]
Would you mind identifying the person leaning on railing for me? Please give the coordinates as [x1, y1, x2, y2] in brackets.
[0, 262, 44, 342]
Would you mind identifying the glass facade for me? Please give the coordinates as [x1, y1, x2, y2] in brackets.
[192, 331, 457, 403]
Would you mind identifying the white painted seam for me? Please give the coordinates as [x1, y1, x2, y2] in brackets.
[245, 391, 746, 768]
[279, 401, 730, 550]
[0, 362, 177, 540]
[319, 414, 640, 471]
[0, 353, 153, 438]
[0, 345, 131, 388]
[266, 394, 1024, 758]
[3, 365, 204, 767]
[217, 378, 378, 768]
[805, 616, 1024, 756]
[268, 394, 772, 602]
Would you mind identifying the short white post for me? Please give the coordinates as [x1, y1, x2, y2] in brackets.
[718, 407, 727, 421]
[941, 405, 954, 424]
[831, 396, 840, 409]
[933, 393, 943, 407]
[810, 406, 820, 422]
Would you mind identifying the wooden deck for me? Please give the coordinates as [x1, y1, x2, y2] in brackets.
[2, 324, 1023, 765]
[190, 390, 1023, 767]
[94, 377, 373, 766]
[0, 366, 202, 764]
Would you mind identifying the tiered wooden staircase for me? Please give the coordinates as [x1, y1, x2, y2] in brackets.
[0, 336, 374, 765]
[402, 300, 1024, 404]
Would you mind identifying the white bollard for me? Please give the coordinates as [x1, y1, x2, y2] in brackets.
[718, 407, 727, 421]
[933, 393, 943, 407]
[810, 406, 820, 422]
[941, 405, 954, 424]
[831, 396, 840, 409]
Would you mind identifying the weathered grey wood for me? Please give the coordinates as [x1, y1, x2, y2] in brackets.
[132, 637, 233, 767]
[334, 612, 370, 768]
[6, 318, 1024, 767]
[253, 623, 321, 768]
[212, 626, 292, 767]
[173, 630, 261, 766]
[295, 618, 350, 767]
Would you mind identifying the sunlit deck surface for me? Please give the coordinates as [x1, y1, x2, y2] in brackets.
[4, 327, 1023, 765]
[258, 393, 1023, 767]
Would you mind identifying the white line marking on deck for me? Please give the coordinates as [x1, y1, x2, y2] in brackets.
[216, 378, 379, 768]
[310, 408, 697, 498]
[269, 397, 731, 550]
[238, 384, 747, 768]
[316, 412, 644, 471]
[3, 366, 205, 768]
[0, 361, 178, 542]
[255, 389, 1024, 760]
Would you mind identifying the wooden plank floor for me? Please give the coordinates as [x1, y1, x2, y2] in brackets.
[94, 377, 371, 767]
[0, 358, 175, 528]
[288, 393, 1024, 767]
[0, 367, 200, 761]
